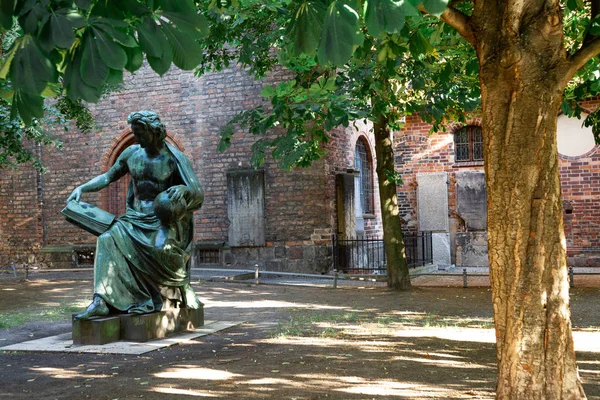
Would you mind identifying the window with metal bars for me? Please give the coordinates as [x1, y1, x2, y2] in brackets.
[354, 138, 374, 214]
[454, 126, 483, 162]
[196, 248, 221, 265]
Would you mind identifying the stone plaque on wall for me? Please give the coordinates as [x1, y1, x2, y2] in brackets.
[456, 171, 487, 231]
[227, 170, 265, 247]
[417, 173, 449, 232]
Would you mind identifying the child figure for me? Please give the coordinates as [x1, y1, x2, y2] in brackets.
[153, 187, 188, 250]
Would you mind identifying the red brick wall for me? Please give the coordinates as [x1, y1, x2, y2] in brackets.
[325, 121, 383, 238]
[394, 116, 484, 236]
[0, 165, 42, 266]
[0, 64, 354, 272]
[560, 97, 600, 265]
[395, 106, 600, 266]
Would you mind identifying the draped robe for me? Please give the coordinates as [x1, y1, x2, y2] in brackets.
[93, 143, 203, 313]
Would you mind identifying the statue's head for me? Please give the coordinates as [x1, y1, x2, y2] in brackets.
[127, 110, 167, 143]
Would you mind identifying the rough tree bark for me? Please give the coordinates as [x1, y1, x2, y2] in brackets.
[438, 0, 600, 397]
[373, 115, 411, 290]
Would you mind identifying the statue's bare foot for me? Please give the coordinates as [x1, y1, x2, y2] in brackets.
[74, 296, 110, 320]
[182, 282, 203, 309]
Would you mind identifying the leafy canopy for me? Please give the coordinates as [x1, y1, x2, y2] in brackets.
[0, 0, 210, 124]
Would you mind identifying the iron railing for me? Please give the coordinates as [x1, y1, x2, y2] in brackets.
[333, 232, 433, 274]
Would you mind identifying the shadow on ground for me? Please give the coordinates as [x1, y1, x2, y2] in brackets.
[0, 280, 598, 399]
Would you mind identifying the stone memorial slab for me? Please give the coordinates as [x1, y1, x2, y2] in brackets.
[456, 171, 487, 231]
[417, 173, 449, 232]
[432, 232, 452, 268]
[227, 169, 265, 246]
[456, 232, 489, 267]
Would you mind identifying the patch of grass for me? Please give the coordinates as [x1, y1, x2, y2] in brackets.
[271, 309, 495, 339]
[0, 302, 86, 329]
[272, 310, 363, 339]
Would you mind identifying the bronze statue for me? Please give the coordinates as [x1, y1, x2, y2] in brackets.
[67, 111, 203, 320]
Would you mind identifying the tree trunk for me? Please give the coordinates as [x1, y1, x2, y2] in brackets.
[373, 115, 411, 290]
[471, 6, 586, 398]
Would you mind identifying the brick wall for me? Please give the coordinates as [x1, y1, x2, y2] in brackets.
[0, 165, 42, 266]
[560, 97, 600, 266]
[1, 63, 364, 273]
[395, 105, 600, 267]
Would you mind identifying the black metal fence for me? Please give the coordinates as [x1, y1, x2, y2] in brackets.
[333, 232, 433, 274]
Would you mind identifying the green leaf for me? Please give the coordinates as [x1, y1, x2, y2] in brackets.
[147, 52, 172, 76]
[125, 46, 143, 72]
[15, 90, 44, 124]
[92, 28, 127, 70]
[81, 33, 109, 88]
[95, 22, 137, 47]
[261, 85, 275, 98]
[157, 0, 198, 14]
[365, 0, 416, 37]
[0, 0, 16, 30]
[137, 17, 165, 58]
[10, 37, 57, 96]
[65, 56, 103, 103]
[160, 22, 203, 70]
[0, 36, 21, 79]
[75, 0, 91, 10]
[58, 7, 84, 29]
[218, 124, 233, 152]
[420, 0, 449, 16]
[161, 11, 209, 40]
[106, 68, 123, 84]
[409, 29, 433, 56]
[318, 1, 363, 66]
[293, 1, 326, 56]
[49, 12, 77, 48]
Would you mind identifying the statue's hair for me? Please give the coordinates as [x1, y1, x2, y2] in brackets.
[127, 110, 167, 141]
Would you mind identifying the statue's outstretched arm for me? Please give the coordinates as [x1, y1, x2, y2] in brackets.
[67, 145, 136, 202]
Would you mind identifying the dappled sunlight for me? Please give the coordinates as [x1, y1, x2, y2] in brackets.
[154, 366, 242, 380]
[392, 327, 496, 344]
[204, 299, 347, 311]
[390, 354, 493, 369]
[152, 387, 227, 397]
[580, 369, 600, 375]
[290, 374, 492, 398]
[1, 288, 16, 291]
[263, 335, 410, 352]
[409, 135, 453, 162]
[244, 377, 300, 386]
[338, 380, 474, 397]
[573, 331, 600, 353]
[30, 367, 110, 379]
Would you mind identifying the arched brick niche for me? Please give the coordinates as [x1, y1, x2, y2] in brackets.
[100, 129, 185, 216]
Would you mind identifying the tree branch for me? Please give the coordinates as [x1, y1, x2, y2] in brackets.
[564, 37, 600, 85]
[434, 6, 477, 48]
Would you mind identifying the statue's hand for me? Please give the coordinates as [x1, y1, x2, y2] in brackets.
[67, 187, 82, 203]
[166, 185, 188, 203]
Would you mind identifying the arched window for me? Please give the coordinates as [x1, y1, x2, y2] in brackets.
[354, 138, 374, 214]
[101, 131, 184, 217]
[454, 125, 483, 162]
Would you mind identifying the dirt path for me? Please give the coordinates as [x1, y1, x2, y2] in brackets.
[0, 280, 598, 399]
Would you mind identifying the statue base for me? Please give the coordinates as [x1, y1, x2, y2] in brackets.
[72, 306, 204, 345]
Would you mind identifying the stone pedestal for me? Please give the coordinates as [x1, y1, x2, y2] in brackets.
[72, 306, 204, 346]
